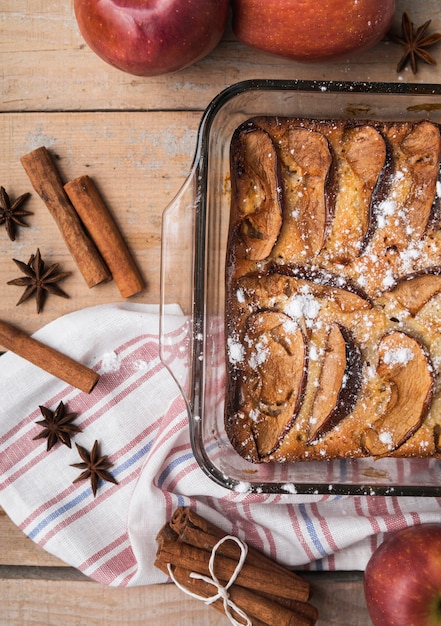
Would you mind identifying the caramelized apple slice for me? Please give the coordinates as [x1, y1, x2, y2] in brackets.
[272, 127, 334, 261]
[233, 270, 371, 344]
[400, 121, 441, 238]
[386, 268, 441, 315]
[308, 324, 362, 442]
[380, 122, 441, 247]
[244, 311, 308, 457]
[271, 264, 372, 309]
[363, 331, 433, 456]
[230, 124, 283, 260]
[343, 125, 391, 248]
[325, 124, 388, 261]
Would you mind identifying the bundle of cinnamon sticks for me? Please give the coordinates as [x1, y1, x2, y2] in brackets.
[155, 507, 318, 626]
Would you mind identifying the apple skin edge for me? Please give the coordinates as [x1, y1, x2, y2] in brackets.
[364, 524, 441, 626]
[74, 0, 230, 77]
[232, 0, 396, 62]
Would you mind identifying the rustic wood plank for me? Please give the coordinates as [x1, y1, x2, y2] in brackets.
[0, 509, 66, 568]
[0, 571, 371, 626]
[2, 1, 441, 114]
[0, 110, 199, 339]
[0, 577, 230, 625]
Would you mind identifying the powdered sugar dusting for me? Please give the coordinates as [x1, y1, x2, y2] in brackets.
[248, 336, 269, 369]
[379, 431, 394, 447]
[284, 286, 321, 326]
[383, 347, 414, 366]
[100, 351, 121, 373]
[228, 336, 245, 365]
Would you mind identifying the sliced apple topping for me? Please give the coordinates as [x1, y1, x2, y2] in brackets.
[363, 331, 433, 456]
[380, 121, 441, 247]
[308, 323, 362, 442]
[230, 124, 283, 260]
[324, 124, 388, 262]
[343, 125, 392, 246]
[272, 127, 334, 262]
[386, 269, 441, 315]
[234, 271, 372, 340]
[267, 264, 372, 312]
[243, 310, 308, 457]
[400, 121, 441, 238]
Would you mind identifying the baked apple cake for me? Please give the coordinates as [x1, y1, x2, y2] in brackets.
[225, 116, 441, 463]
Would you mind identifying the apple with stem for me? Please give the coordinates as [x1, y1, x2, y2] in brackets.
[232, 0, 395, 62]
[74, 0, 230, 77]
[364, 524, 441, 626]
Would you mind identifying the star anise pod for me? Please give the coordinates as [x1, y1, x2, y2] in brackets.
[390, 12, 441, 74]
[33, 401, 81, 451]
[0, 186, 32, 241]
[7, 248, 71, 313]
[71, 440, 118, 497]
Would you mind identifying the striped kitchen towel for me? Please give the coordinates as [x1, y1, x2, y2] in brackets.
[0, 302, 440, 587]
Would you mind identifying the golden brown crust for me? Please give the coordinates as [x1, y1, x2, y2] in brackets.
[225, 116, 441, 463]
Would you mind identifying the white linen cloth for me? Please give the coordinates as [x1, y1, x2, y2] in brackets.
[0, 303, 440, 586]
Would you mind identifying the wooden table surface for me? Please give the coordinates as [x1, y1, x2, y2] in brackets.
[2, 1, 441, 624]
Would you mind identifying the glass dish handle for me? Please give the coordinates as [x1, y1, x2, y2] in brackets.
[159, 168, 199, 402]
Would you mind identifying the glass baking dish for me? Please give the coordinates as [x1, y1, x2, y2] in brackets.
[160, 79, 441, 496]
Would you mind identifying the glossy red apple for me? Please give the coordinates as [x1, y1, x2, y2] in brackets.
[74, 0, 230, 77]
[232, 0, 395, 62]
[364, 524, 441, 626]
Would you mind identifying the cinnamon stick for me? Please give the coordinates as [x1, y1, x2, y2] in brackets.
[154, 559, 266, 626]
[64, 175, 145, 298]
[20, 147, 110, 288]
[155, 559, 313, 626]
[156, 524, 310, 603]
[0, 320, 99, 394]
[257, 590, 319, 625]
[170, 506, 308, 588]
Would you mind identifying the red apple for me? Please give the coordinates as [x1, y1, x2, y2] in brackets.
[364, 524, 441, 626]
[232, 0, 395, 62]
[74, 0, 230, 77]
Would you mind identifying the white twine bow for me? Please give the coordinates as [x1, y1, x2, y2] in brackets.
[167, 535, 252, 626]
